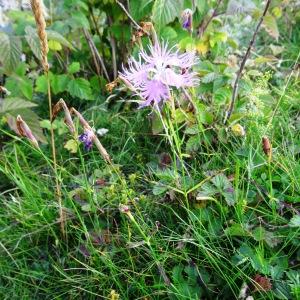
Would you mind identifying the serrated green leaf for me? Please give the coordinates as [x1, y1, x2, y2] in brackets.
[5, 75, 33, 100]
[48, 40, 62, 51]
[47, 30, 75, 50]
[64, 139, 78, 153]
[185, 124, 199, 135]
[0, 32, 22, 72]
[225, 223, 249, 237]
[160, 26, 178, 40]
[186, 135, 201, 153]
[51, 74, 69, 94]
[35, 75, 48, 94]
[69, 11, 90, 29]
[201, 72, 218, 83]
[0, 98, 37, 115]
[213, 87, 231, 104]
[152, 0, 183, 28]
[68, 62, 80, 74]
[152, 183, 168, 195]
[67, 78, 93, 100]
[25, 26, 41, 60]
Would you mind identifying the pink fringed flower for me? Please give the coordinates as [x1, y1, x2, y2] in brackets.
[119, 41, 198, 108]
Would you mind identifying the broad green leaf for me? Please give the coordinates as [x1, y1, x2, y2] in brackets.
[69, 11, 90, 29]
[5, 75, 33, 100]
[110, 25, 131, 42]
[47, 30, 75, 50]
[152, 183, 169, 195]
[64, 139, 78, 153]
[48, 40, 62, 51]
[225, 223, 249, 237]
[0, 32, 22, 72]
[201, 72, 218, 83]
[185, 124, 199, 135]
[35, 72, 54, 94]
[20, 78, 33, 100]
[35, 75, 48, 94]
[51, 74, 69, 94]
[25, 26, 41, 60]
[0, 98, 37, 115]
[213, 87, 231, 104]
[186, 135, 201, 153]
[209, 31, 227, 47]
[195, 0, 206, 12]
[68, 62, 80, 74]
[152, 0, 183, 28]
[130, 0, 153, 21]
[160, 26, 178, 40]
[67, 78, 93, 100]
[173, 109, 193, 124]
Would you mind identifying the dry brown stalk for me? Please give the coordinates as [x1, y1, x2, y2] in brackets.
[16, 115, 39, 149]
[52, 99, 76, 135]
[30, 0, 64, 236]
[70, 108, 111, 163]
[30, 0, 49, 72]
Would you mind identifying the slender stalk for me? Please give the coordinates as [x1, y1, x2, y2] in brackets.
[116, 0, 143, 31]
[108, 16, 118, 79]
[83, 28, 110, 82]
[47, 74, 64, 235]
[197, 0, 222, 37]
[30, 0, 64, 236]
[224, 0, 272, 124]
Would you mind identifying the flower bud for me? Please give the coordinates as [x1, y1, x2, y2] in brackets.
[181, 9, 193, 32]
[16, 115, 39, 148]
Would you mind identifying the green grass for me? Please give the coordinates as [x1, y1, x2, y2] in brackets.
[1, 3, 300, 300]
[1, 74, 300, 299]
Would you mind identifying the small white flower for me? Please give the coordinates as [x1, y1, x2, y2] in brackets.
[97, 128, 109, 137]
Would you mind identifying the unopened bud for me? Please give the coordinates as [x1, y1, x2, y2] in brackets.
[181, 9, 193, 32]
[16, 115, 39, 148]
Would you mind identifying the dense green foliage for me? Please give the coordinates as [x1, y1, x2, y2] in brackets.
[0, 0, 300, 299]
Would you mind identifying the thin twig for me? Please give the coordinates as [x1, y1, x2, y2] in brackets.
[108, 16, 118, 79]
[83, 28, 110, 82]
[116, 0, 143, 31]
[197, 0, 222, 37]
[224, 0, 272, 124]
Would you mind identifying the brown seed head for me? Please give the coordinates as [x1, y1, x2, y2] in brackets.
[30, 0, 49, 72]
[262, 136, 272, 158]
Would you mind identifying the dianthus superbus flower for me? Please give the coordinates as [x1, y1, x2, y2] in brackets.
[119, 41, 198, 108]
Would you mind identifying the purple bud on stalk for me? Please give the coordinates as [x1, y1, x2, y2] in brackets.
[79, 129, 94, 151]
[181, 9, 193, 32]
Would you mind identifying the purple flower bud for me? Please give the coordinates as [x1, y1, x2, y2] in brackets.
[79, 129, 94, 151]
[181, 9, 193, 32]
